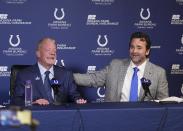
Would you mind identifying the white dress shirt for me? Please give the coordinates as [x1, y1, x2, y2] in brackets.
[120, 60, 147, 101]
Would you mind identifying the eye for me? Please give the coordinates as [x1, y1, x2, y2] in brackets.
[130, 46, 134, 49]
[136, 45, 142, 50]
[137, 47, 142, 50]
[45, 49, 51, 52]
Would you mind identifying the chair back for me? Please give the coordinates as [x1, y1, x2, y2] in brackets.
[10, 65, 30, 97]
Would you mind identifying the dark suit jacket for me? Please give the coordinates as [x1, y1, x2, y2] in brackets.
[12, 64, 81, 105]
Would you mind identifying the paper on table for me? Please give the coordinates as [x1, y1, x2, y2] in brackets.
[0, 105, 6, 108]
[154, 96, 183, 103]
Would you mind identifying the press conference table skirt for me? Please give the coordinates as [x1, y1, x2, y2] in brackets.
[1, 102, 183, 131]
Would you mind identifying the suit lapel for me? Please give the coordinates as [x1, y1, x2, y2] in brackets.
[53, 66, 65, 83]
[31, 64, 48, 99]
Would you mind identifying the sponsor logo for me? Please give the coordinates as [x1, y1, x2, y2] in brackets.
[176, 0, 183, 5]
[150, 45, 161, 49]
[9, 35, 20, 47]
[91, 0, 115, 5]
[2, 35, 27, 56]
[48, 8, 71, 30]
[57, 42, 76, 50]
[0, 66, 11, 77]
[97, 87, 105, 98]
[0, 13, 31, 25]
[54, 8, 65, 20]
[86, 14, 119, 26]
[87, 66, 96, 73]
[140, 8, 150, 20]
[2, 0, 27, 4]
[171, 14, 183, 25]
[0, 14, 8, 19]
[87, 66, 105, 102]
[171, 64, 183, 74]
[97, 35, 108, 47]
[176, 34, 183, 55]
[96, 87, 105, 102]
[172, 64, 180, 70]
[134, 8, 157, 29]
[91, 34, 115, 56]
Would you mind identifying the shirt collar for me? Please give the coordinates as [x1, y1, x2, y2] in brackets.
[130, 60, 147, 72]
[37, 62, 54, 76]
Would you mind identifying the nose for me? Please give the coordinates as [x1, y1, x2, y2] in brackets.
[50, 51, 56, 56]
[133, 48, 138, 53]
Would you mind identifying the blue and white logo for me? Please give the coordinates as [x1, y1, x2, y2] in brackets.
[48, 8, 71, 30]
[134, 8, 156, 29]
[54, 8, 65, 21]
[9, 35, 20, 47]
[140, 8, 150, 20]
[2, 34, 27, 56]
[97, 35, 108, 47]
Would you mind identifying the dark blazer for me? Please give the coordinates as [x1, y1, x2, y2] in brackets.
[12, 64, 81, 105]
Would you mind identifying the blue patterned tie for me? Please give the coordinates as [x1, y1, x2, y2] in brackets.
[129, 67, 139, 101]
[44, 71, 53, 103]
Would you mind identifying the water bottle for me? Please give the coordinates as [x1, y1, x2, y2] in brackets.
[25, 80, 32, 106]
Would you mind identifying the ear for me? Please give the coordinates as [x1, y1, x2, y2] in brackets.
[146, 49, 150, 56]
[36, 50, 40, 58]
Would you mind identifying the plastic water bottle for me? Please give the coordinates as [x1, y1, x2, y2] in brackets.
[25, 80, 32, 106]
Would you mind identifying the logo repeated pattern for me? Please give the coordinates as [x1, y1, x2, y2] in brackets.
[0, 0, 182, 103]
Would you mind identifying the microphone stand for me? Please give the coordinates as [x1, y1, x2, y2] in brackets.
[52, 86, 62, 105]
[142, 90, 155, 102]
[141, 78, 155, 102]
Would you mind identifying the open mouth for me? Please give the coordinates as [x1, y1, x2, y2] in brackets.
[47, 57, 55, 60]
[132, 55, 139, 58]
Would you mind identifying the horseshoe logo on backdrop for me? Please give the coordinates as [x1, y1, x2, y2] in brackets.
[54, 8, 65, 20]
[140, 8, 150, 20]
[9, 35, 20, 47]
[97, 35, 108, 47]
[97, 87, 105, 98]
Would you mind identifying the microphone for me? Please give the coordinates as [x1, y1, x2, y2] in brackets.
[50, 78, 61, 95]
[141, 77, 154, 101]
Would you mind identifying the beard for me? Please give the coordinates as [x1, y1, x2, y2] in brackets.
[130, 55, 146, 65]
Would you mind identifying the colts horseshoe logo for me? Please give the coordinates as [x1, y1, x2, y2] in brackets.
[140, 8, 150, 20]
[97, 87, 105, 98]
[97, 35, 108, 47]
[181, 35, 183, 45]
[9, 35, 20, 47]
[54, 8, 65, 20]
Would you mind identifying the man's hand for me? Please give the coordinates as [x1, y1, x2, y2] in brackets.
[32, 99, 49, 106]
[76, 99, 87, 104]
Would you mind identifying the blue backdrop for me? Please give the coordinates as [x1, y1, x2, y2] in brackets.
[0, 0, 183, 104]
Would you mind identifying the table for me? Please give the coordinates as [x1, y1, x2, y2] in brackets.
[1, 102, 183, 131]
